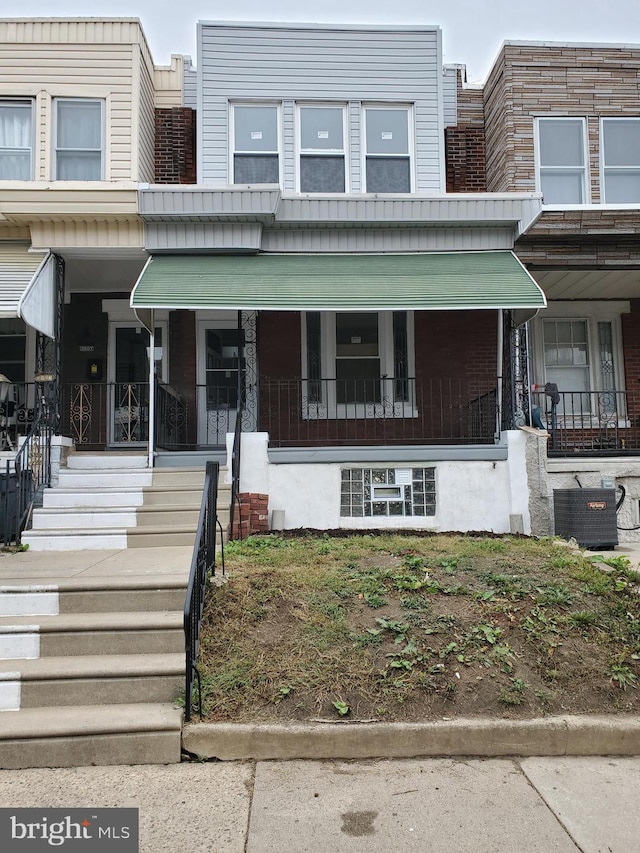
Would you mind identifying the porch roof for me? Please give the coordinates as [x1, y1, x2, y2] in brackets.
[130, 250, 547, 313]
[0, 243, 55, 337]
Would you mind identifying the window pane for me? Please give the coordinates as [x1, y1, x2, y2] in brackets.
[366, 157, 411, 192]
[0, 103, 31, 148]
[336, 359, 381, 404]
[366, 109, 409, 155]
[540, 171, 583, 204]
[301, 108, 343, 151]
[234, 154, 279, 184]
[539, 119, 584, 167]
[603, 120, 640, 167]
[57, 101, 102, 150]
[598, 322, 615, 391]
[604, 171, 640, 203]
[0, 102, 31, 179]
[56, 151, 102, 181]
[0, 152, 30, 180]
[234, 106, 278, 152]
[336, 314, 378, 355]
[300, 155, 345, 192]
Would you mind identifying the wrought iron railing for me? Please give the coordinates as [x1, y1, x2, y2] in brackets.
[531, 389, 640, 455]
[156, 382, 187, 450]
[59, 382, 150, 448]
[1, 392, 53, 545]
[184, 460, 223, 722]
[261, 378, 498, 447]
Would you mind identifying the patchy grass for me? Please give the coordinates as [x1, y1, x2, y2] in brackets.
[196, 533, 640, 722]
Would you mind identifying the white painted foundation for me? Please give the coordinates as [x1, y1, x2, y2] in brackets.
[231, 431, 532, 535]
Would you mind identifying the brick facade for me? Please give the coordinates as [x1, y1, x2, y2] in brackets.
[154, 108, 197, 184]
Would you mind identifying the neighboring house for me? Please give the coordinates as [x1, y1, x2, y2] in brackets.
[0, 17, 190, 452]
[4, 17, 640, 540]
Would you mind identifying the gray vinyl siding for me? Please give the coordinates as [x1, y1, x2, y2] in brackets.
[349, 102, 362, 192]
[183, 57, 197, 108]
[198, 23, 442, 192]
[442, 66, 458, 128]
[282, 100, 295, 191]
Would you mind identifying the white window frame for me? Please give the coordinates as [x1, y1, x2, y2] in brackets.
[535, 116, 589, 205]
[532, 302, 628, 426]
[600, 117, 640, 204]
[362, 105, 414, 194]
[53, 97, 105, 181]
[229, 101, 282, 186]
[0, 98, 34, 180]
[295, 103, 348, 194]
[301, 310, 416, 419]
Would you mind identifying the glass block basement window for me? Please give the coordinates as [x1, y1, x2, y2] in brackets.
[340, 468, 436, 518]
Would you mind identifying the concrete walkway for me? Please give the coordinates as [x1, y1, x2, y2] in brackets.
[0, 756, 638, 852]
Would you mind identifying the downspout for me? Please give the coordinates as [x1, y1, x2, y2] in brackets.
[496, 309, 503, 441]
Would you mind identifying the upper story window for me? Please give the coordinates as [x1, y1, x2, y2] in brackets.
[364, 107, 411, 193]
[601, 118, 640, 203]
[232, 104, 279, 184]
[54, 99, 104, 180]
[537, 117, 588, 204]
[299, 106, 345, 193]
[0, 100, 32, 180]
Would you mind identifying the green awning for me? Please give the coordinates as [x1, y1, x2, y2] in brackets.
[131, 251, 546, 312]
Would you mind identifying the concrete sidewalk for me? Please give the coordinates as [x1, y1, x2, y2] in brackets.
[0, 757, 638, 852]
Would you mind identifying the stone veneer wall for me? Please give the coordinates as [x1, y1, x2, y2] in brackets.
[483, 44, 640, 198]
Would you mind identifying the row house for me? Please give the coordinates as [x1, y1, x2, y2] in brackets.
[2, 17, 639, 543]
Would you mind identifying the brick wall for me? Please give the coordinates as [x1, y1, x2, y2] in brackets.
[445, 69, 487, 192]
[483, 44, 640, 197]
[168, 310, 197, 445]
[229, 492, 269, 539]
[154, 108, 197, 184]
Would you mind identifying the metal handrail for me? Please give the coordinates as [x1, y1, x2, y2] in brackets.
[1, 390, 53, 545]
[229, 394, 244, 539]
[183, 460, 223, 721]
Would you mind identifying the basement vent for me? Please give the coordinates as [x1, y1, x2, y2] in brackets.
[340, 467, 436, 518]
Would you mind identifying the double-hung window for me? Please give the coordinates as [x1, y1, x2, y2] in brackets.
[304, 310, 414, 416]
[299, 106, 345, 193]
[232, 104, 279, 184]
[0, 100, 32, 180]
[54, 99, 104, 180]
[601, 118, 640, 203]
[364, 107, 411, 193]
[537, 117, 587, 204]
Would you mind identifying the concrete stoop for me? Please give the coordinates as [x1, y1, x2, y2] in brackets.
[0, 571, 187, 768]
[22, 453, 230, 551]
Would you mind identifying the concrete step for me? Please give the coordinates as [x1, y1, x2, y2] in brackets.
[0, 653, 184, 708]
[30, 507, 139, 530]
[127, 526, 198, 548]
[142, 484, 229, 507]
[0, 703, 183, 768]
[66, 454, 149, 470]
[135, 506, 201, 528]
[151, 468, 207, 488]
[0, 611, 184, 657]
[43, 488, 144, 508]
[0, 577, 187, 616]
[57, 469, 154, 489]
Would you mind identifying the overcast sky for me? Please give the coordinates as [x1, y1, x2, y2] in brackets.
[7, 0, 640, 83]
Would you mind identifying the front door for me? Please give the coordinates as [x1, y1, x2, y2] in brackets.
[109, 324, 149, 445]
[197, 324, 244, 446]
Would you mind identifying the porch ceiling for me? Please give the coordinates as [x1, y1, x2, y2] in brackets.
[532, 268, 640, 301]
[130, 251, 546, 312]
